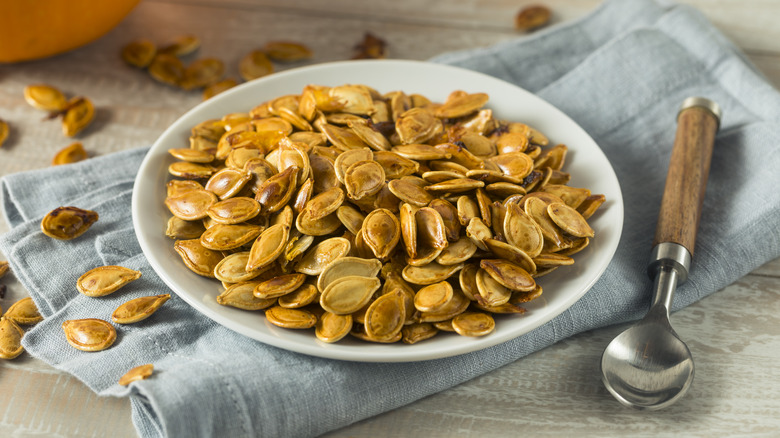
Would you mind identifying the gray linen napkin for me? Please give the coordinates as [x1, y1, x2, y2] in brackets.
[2, 0, 780, 436]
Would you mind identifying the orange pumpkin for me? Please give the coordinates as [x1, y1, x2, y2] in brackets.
[0, 0, 141, 63]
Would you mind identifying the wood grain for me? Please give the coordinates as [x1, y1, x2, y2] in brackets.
[1, 1, 779, 437]
[653, 106, 719, 254]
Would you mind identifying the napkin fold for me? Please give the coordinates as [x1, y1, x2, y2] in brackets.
[2, 0, 780, 436]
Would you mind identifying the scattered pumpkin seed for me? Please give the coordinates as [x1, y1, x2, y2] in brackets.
[112, 294, 170, 324]
[41, 206, 98, 240]
[119, 364, 155, 386]
[62, 318, 116, 352]
[77, 265, 142, 297]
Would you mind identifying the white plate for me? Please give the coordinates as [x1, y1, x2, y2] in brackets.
[132, 59, 623, 362]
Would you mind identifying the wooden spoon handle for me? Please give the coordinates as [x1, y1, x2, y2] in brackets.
[653, 98, 721, 256]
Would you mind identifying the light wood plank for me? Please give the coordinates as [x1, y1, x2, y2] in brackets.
[0, 0, 778, 437]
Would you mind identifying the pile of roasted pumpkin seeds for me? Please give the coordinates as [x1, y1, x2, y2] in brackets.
[163, 84, 605, 345]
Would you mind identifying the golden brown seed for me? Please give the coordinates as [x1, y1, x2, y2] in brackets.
[295, 237, 351, 275]
[165, 189, 218, 221]
[246, 224, 289, 271]
[414, 281, 454, 313]
[205, 168, 252, 200]
[207, 197, 261, 224]
[365, 290, 406, 339]
[401, 323, 439, 344]
[434, 92, 489, 119]
[401, 261, 463, 285]
[0, 119, 9, 148]
[149, 54, 185, 87]
[278, 283, 319, 309]
[119, 364, 154, 386]
[344, 160, 385, 200]
[239, 50, 274, 81]
[418, 288, 470, 323]
[504, 203, 544, 258]
[361, 209, 400, 260]
[547, 202, 594, 238]
[263, 41, 313, 61]
[395, 108, 442, 145]
[320, 276, 381, 315]
[255, 166, 300, 214]
[41, 206, 99, 240]
[159, 34, 201, 57]
[217, 282, 276, 310]
[214, 252, 262, 283]
[436, 236, 477, 266]
[203, 78, 238, 100]
[23, 84, 67, 111]
[315, 312, 352, 343]
[3, 297, 43, 325]
[121, 39, 157, 68]
[295, 209, 342, 236]
[304, 187, 345, 221]
[0, 317, 24, 359]
[515, 5, 551, 31]
[52, 142, 88, 165]
[169, 148, 215, 164]
[525, 196, 565, 247]
[264, 306, 317, 329]
[0, 260, 8, 279]
[480, 259, 536, 292]
[62, 97, 95, 137]
[451, 312, 495, 337]
[77, 265, 142, 297]
[316, 257, 382, 292]
[254, 273, 306, 299]
[168, 161, 218, 179]
[387, 178, 433, 208]
[475, 268, 511, 306]
[181, 58, 225, 90]
[112, 294, 170, 324]
[482, 238, 536, 274]
[199, 223, 263, 251]
[174, 239, 224, 277]
[62, 318, 116, 352]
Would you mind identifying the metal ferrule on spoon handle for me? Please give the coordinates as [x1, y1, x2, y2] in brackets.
[648, 98, 721, 314]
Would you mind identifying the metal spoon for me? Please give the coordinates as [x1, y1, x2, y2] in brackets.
[601, 97, 722, 410]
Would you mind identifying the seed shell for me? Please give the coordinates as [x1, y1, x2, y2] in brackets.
[77, 265, 142, 297]
[119, 364, 155, 386]
[62, 318, 116, 352]
[41, 206, 99, 240]
[112, 294, 171, 324]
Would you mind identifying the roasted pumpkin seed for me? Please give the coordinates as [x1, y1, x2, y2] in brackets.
[112, 294, 170, 324]
[77, 265, 142, 297]
[265, 306, 317, 329]
[174, 239, 224, 277]
[315, 312, 352, 343]
[451, 312, 495, 337]
[0, 317, 24, 359]
[62, 318, 116, 352]
[239, 50, 274, 81]
[217, 282, 276, 310]
[3, 297, 43, 325]
[121, 39, 156, 68]
[118, 364, 154, 386]
[41, 206, 99, 240]
[24, 84, 67, 111]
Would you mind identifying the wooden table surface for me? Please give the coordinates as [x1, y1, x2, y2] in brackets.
[1, 1, 779, 436]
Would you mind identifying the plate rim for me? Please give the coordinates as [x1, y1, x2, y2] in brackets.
[132, 59, 624, 362]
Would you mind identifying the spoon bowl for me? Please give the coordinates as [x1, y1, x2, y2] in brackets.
[601, 305, 694, 410]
